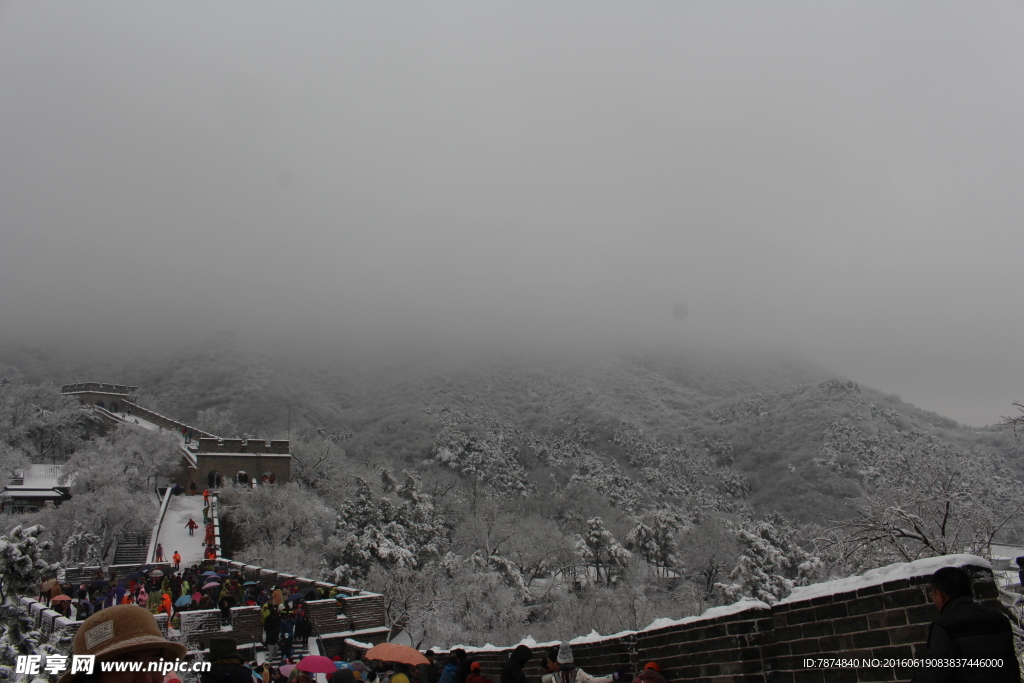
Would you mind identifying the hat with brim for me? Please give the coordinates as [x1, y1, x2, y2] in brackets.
[57, 605, 186, 683]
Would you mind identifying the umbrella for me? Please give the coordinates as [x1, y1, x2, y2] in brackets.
[243, 581, 258, 586]
[285, 593, 304, 603]
[174, 596, 192, 607]
[297, 657, 338, 674]
[201, 571, 219, 577]
[348, 663, 368, 672]
[41, 579, 57, 592]
[280, 579, 297, 587]
[363, 644, 428, 667]
[90, 580, 109, 589]
[279, 666, 295, 677]
[202, 582, 221, 590]
[51, 595, 72, 602]
[127, 572, 142, 581]
[335, 662, 350, 670]
[149, 570, 164, 578]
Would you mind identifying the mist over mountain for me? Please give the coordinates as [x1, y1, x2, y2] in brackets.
[4, 337, 1018, 528]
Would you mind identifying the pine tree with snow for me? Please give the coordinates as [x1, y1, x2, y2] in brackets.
[715, 514, 821, 605]
[575, 517, 631, 586]
[625, 510, 682, 577]
[0, 524, 61, 679]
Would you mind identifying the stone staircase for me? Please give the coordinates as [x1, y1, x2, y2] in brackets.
[276, 631, 312, 666]
[113, 531, 152, 565]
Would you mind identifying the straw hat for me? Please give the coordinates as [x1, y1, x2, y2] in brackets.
[58, 605, 186, 683]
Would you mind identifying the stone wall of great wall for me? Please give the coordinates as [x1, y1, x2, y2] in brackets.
[346, 556, 1005, 683]
[122, 402, 217, 440]
[53, 559, 389, 654]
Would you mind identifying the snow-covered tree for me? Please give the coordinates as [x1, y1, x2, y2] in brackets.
[60, 524, 104, 567]
[194, 407, 237, 439]
[715, 514, 821, 605]
[0, 383, 94, 463]
[575, 517, 631, 586]
[0, 524, 61, 678]
[625, 509, 685, 576]
[821, 422, 1024, 569]
[327, 475, 449, 584]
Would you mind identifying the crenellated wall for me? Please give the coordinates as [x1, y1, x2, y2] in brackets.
[347, 555, 1005, 683]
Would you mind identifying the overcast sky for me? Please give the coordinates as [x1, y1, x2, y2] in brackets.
[1, 1, 1023, 425]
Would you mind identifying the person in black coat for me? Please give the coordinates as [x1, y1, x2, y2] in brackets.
[913, 566, 1020, 682]
[500, 645, 532, 683]
[454, 650, 474, 683]
[264, 606, 282, 662]
[418, 650, 439, 683]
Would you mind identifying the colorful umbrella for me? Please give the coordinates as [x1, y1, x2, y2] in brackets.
[202, 582, 220, 590]
[174, 596, 192, 607]
[348, 663, 368, 672]
[243, 581, 258, 586]
[149, 570, 164, 578]
[280, 666, 295, 677]
[51, 595, 72, 602]
[297, 656, 338, 674]
[363, 644, 429, 667]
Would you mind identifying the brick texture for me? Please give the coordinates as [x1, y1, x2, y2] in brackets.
[344, 560, 997, 683]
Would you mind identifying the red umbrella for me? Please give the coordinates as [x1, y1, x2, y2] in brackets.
[50, 595, 72, 602]
[296, 657, 339, 674]
[364, 644, 429, 666]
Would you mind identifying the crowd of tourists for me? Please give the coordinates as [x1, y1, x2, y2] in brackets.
[241, 639, 656, 683]
[37, 557, 342, 634]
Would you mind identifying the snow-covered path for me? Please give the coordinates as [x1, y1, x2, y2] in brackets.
[154, 494, 207, 568]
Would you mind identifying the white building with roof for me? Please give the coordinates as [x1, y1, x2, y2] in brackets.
[1, 464, 71, 513]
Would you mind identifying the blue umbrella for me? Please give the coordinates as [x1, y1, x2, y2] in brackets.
[174, 596, 192, 607]
[286, 593, 304, 602]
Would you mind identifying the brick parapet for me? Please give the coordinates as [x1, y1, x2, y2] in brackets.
[379, 558, 997, 683]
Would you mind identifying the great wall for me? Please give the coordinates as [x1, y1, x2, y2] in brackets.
[33, 382, 1020, 682]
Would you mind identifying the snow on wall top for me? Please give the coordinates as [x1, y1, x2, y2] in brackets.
[779, 554, 991, 605]
[643, 598, 771, 632]
[352, 555, 992, 654]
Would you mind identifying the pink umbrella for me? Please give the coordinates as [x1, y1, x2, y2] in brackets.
[50, 595, 73, 602]
[297, 657, 339, 674]
[203, 582, 220, 589]
[280, 665, 295, 677]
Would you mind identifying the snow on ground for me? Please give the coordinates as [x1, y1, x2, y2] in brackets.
[155, 494, 207, 568]
[780, 554, 990, 605]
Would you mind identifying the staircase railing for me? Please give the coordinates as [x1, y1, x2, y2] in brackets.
[146, 487, 173, 564]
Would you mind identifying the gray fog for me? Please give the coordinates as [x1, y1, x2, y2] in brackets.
[1, 1, 1022, 426]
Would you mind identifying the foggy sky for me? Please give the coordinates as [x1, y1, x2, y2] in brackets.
[2, 1, 1023, 425]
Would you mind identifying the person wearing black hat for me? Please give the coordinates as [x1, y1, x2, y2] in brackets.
[201, 638, 253, 683]
[500, 645, 532, 683]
